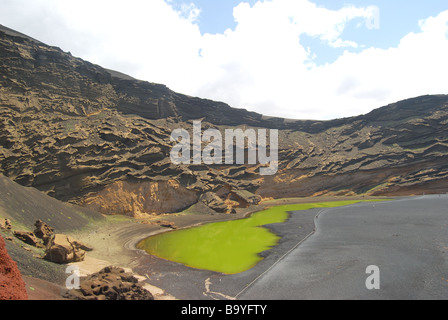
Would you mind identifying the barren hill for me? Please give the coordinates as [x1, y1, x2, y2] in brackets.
[1, 24, 448, 217]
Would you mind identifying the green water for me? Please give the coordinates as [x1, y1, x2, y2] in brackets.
[137, 200, 382, 274]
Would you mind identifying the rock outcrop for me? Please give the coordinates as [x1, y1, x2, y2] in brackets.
[0, 235, 28, 300]
[200, 192, 228, 213]
[81, 179, 198, 218]
[0, 219, 12, 230]
[44, 234, 90, 264]
[33, 220, 54, 246]
[13, 231, 43, 248]
[65, 266, 154, 300]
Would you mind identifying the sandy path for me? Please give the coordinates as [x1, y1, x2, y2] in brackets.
[66, 218, 178, 300]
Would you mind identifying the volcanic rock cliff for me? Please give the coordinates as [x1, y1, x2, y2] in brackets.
[1, 24, 448, 217]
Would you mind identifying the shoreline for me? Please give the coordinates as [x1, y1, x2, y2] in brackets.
[24, 195, 399, 300]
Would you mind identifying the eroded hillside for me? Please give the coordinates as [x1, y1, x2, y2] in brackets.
[1, 24, 448, 217]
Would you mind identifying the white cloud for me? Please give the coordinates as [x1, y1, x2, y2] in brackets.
[318, 9, 448, 118]
[194, 3, 448, 120]
[0, 0, 447, 120]
[0, 0, 204, 89]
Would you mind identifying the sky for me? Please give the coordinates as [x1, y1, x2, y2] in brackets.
[0, 0, 447, 120]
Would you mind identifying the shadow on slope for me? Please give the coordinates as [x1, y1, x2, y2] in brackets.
[0, 174, 105, 298]
[0, 174, 103, 231]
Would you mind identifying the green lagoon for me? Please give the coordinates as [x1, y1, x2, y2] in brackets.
[137, 200, 380, 274]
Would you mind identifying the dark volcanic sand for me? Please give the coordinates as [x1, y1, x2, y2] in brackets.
[239, 195, 448, 300]
[129, 195, 448, 300]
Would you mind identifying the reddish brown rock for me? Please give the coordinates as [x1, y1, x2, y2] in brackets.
[0, 235, 28, 300]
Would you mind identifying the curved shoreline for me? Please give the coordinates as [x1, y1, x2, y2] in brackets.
[136, 207, 290, 275]
[69, 195, 396, 300]
[128, 195, 385, 251]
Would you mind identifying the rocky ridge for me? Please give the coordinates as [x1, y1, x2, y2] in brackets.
[1, 24, 448, 217]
